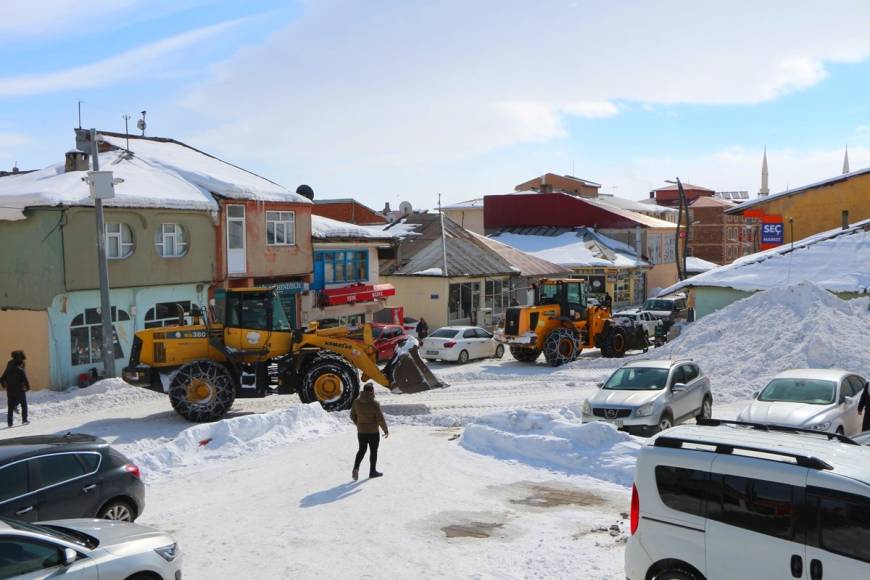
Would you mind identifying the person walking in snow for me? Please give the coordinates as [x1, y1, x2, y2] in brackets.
[858, 378, 870, 432]
[1, 351, 30, 428]
[350, 383, 389, 480]
[417, 317, 429, 340]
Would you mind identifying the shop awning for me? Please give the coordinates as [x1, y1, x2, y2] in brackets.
[320, 283, 396, 306]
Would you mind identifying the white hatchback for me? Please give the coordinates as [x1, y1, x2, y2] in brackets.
[737, 369, 867, 436]
[421, 326, 505, 363]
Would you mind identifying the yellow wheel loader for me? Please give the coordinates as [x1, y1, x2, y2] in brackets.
[121, 287, 445, 422]
[497, 278, 648, 366]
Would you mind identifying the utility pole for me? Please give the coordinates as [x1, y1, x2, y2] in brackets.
[122, 114, 131, 151]
[676, 178, 690, 281]
[90, 129, 116, 378]
[438, 193, 449, 277]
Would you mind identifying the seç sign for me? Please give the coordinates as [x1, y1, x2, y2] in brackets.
[761, 222, 784, 245]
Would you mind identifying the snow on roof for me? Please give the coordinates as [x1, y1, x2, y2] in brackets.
[0, 150, 216, 220]
[660, 219, 870, 295]
[489, 228, 648, 269]
[413, 267, 443, 276]
[311, 215, 393, 240]
[580, 196, 678, 229]
[471, 232, 571, 277]
[595, 195, 677, 214]
[442, 198, 483, 210]
[726, 166, 870, 214]
[367, 218, 422, 239]
[685, 256, 719, 273]
[101, 134, 310, 204]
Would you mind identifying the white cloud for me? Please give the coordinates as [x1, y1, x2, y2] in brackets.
[561, 101, 620, 118]
[0, 133, 34, 164]
[0, 19, 245, 97]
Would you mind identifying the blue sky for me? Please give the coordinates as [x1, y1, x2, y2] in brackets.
[2, 1, 870, 209]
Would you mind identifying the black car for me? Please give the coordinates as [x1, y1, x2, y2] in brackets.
[0, 434, 145, 523]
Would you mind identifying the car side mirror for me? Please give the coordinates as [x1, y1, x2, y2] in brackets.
[596, 381, 604, 389]
[671, 382, 687, 392]
[752, 391, 760, 399]
[840, 394, 850, 405]
[62, 548, 77, 566]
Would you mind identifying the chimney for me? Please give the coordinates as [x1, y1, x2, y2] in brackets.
[540, 183, 554, 194]
[64, 150, 89, 172]
[842, 210, 849, 230]
[11, 163, 19, 174]
[383, 202, 391, 214]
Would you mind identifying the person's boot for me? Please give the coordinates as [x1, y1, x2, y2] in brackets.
[369, 471, 383, 478]
[352, 469, 358, 481]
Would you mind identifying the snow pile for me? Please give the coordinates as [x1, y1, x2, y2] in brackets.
[413, 267, 443, 276]
[653, 282, 870, 402]
[311, 215, 392, 239]
[460, 407, 641, 486]
[131, 404, 345, 481]
[490, 229, 645, 268]
[0, 378, 163, 419]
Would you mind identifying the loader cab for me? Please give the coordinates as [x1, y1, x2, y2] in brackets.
[218, 288, 293, 353]
[536, 279, 587, 319]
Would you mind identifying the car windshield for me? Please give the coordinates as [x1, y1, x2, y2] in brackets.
[604, 367, 670, 390]
[0, 518, 96, 549]
[643, 299, 673, 311]
[430, 328, 459, 339]
[758, 378, 836, 405]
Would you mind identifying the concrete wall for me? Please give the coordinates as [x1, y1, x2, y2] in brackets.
[444, 208, 484, 235]
[383, 275, 449, 329]
[0, 209, 66, 309]
[312, 202, 387, 225]
[691, 286, 753, 319]
[0, 309, 51, 389]
[63, 207, 214, 291]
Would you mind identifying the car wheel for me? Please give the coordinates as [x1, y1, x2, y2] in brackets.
[458, 350, 469, 364]
[698, 396, 713, 421]
[98, 498, 136, 522]
[494, 344, 505, 359]
[657, 412, 674, 433]
[653, 569, 701, 580]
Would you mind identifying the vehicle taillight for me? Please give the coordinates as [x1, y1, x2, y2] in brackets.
[630, 483, 639, 535]
[124, 464, 141, 478]
[443, 341, 456, 348]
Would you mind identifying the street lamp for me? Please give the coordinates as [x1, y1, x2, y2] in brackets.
[788, 217, 795, 251]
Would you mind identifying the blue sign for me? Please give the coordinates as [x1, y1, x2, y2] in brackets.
[761, 223, 784, 244]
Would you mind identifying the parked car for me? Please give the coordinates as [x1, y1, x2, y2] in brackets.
[0, 434, 145, 524]
[421, 326, 504, 363]
[625, 421, 870, 580]
[0, 516, 181, 579]
[369, 323, 408, 362]
[582, 359, 712, 436]
[642, 294, 689, 330]
[613, 309, 662, 339]
[402, 316, 420, 338]
[736, 369, 867, 436]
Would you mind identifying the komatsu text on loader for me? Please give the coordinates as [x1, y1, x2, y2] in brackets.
[496, 278, 648, 365]
[122, 287, 445, 422]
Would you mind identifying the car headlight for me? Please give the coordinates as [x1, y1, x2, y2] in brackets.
[155, 543, 179, 562]
[635, 403, 655, 417]
[809, 421, 832, 432]
[582, 400, 592, 415]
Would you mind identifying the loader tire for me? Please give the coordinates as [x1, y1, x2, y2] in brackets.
[301, 354, 360, 412]
[603, 327, 627, 358]
[543, 327, 581, 367]
[510, 346, 541, 363]
[169, 360, 236, 422]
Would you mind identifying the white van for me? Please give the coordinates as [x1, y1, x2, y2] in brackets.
[625, 420, 870, 580]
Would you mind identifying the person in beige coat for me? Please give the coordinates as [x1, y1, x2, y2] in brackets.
[350, 383, 389, 480]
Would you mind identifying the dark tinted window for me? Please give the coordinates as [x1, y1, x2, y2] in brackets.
[670, 366, 687, 385]
[77, 453, 100, 472]
[684, 365, 700, 382]
[0, 462, 29, 502]
[811, 489, 870, 563]
[31, 454, 86, 489]
[475, 329, 492, 338]
[655, 466, 709, 516]
[844, 376, 865, 397]
[0, 538, 64, 576]
[712, 475, 795, 540]
[463, 329, 476, 339]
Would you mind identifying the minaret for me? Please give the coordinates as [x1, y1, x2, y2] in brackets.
[759, 146, 770, 197]
[842, 145, 850, 174]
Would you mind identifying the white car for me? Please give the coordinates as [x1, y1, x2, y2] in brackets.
[421, 326, 505, 363]
[613, 309, 662, 338]
[0, 517, 182, 579]
[625, 421, 870, 580]
[737, 369, 867, 436]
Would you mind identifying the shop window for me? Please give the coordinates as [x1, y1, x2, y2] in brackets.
[70, 307, 129, 366]
[155, 223, 188, 258]
[105, 223, 134, 259]
[266, 211, 295, 246]
[144, 301, 193, 328]
[317, 250, 368, 284]
[484, 279, 511, 320]
[448, 281, 480, 323]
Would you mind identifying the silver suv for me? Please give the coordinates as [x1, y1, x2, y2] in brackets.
[582, 359, 712, 436]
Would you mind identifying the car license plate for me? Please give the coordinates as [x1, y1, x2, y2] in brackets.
[426, 350, 439, 355]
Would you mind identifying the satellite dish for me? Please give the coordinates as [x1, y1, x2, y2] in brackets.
[296, 184, 314, 200]
[399, 201, 413, 216]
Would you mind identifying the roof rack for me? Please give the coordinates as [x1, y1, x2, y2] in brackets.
[696, 418, 857, 445]
[654, 435, 834, 471]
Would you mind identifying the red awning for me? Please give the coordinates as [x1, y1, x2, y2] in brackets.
[320, 284, 396, 306]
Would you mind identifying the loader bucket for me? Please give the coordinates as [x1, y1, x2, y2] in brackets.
[388, 344, 448, 394]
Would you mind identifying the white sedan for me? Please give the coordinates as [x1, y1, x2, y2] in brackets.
[613, 309, 662, 338]
[737, 368, 868, 436]
[421, 326, 505, 363]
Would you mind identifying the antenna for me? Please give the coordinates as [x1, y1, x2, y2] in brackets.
[122, 114, 131, 151]
[137, 110, 147, 136]
[77, 100, 83, 129]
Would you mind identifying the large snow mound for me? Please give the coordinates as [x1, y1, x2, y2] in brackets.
[0, 378, 164, 419]
[460, 407, 641, 486]
[653, 282, 870, 403]
[131, 405, 345, 481]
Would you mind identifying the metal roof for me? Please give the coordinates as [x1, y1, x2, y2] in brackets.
[471, 231, 572, 277]
[725, 166, 870, 214]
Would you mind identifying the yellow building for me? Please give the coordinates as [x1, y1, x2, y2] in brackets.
[442, 199, 484, 235]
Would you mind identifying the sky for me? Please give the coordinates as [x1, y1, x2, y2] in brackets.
[2, 0, 870, 210]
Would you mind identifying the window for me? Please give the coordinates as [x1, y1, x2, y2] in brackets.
[758, 378, 836, 405]
[0, 538, 65, 577]
[604, 367, 669, 391]
[711, 475, 796, 540]
[663, 237, 676, 263]
[31, 454, 86, 489]
[683, 364, 700, 383]
[0, 462, 28, 502]
[105, 223, 134, 259]
[316, 250, 368, 284]
[484, 279, 511, 320]
[655, 466, 710, 517]
[462, 329, 477, 339]
[670, 366, 687, 386]
[155, 223, 188, 258]
[77, 453, 100, 472]
[430, 328, 459, 339]
[844, 376, 865, 397]
[448, 282, 481, 323]
[811, 488, 870, 563]
[475, 328, 493, 339]
[266, 211, 295, 245]
[647, 235, 661, 265]
[70, 307, 129, 366]
[145, 301, 193, 329]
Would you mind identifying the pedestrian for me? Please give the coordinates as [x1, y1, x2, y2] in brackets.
[603, 292, 613, 309]
[858, 378, 870, 432]
[1, 351, 30, 428]
[417, 317, 429, 340]
[350, 383, 389, 480]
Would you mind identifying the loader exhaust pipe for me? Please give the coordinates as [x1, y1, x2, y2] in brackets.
[385, 338, 448, 393]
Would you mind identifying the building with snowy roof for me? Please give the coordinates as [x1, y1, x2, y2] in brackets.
[659, 219, 870, 318]
[442, 198, 485, 235]
[0, 129, 312, 388]
[311, 198, 388, 225]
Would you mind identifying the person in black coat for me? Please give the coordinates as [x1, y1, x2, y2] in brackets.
[1, 350, 30, 428]
[858, 379, 870, 432]
[416, 317, 429, 340]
